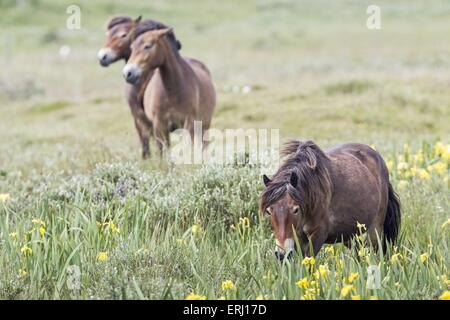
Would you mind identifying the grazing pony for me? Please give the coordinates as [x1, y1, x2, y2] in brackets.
[97, 16, 181, 158]
[260, 140, 401, 260]
[122, 25, 216, 154]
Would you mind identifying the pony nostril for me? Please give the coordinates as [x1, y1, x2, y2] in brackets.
[101, 55, 107, 61]
[127, 71, 132, 79]
[275, 251, 284, 261]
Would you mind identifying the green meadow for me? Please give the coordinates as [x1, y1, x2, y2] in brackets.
[0, 0, 449, 299]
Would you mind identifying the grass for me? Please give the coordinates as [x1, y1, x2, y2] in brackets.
[0, 0, 449, 300]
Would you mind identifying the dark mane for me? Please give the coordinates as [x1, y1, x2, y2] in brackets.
[260, 140, 332, 215]
[134, 20, 182, 51]
[106, 16, 133, 30]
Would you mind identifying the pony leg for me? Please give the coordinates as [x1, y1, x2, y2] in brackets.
[153, 120, 169, 157]
[134, 118, 152, 159]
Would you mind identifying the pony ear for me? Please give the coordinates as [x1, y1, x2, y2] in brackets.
[263, 174, 271, 186]
[134, 16, 142, 24]
[155, 27, 173, 38]
[290, 171, 298, 187]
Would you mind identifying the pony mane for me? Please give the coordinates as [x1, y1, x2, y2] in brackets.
[133, 20, 182, 51]
[260, 140, 332, 215]
[106, 16, 133, 30]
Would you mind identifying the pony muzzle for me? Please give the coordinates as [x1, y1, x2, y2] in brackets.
[275, 238, 295, 261]
[123, 63, 142, 84]
[97, 48, 117, 67]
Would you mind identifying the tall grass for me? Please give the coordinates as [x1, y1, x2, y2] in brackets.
[0, 142, 448, 299]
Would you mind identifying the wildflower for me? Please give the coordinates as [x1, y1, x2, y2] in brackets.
[39, 226, 46, 237]
[419, 253, 428, 263]
[103, 220, 120, 234]
[439, 290, 450, 300]
[358, 247, 367, 258]
[351, 295, 361, 300]
[397, 162, 409, 172]
[185, 293, 207, 300]
[239, 217, 250, 229]
[96, 251, 108, 262]
[0, 193, 11, 203]
[441, 218, 450, 229]
[176, 239, 186, 246]
[191, 224, 200, 235]
[302, 256, 315, 267]
[325, 246, 334, 255]
[316, 264, 330, 279]
[20, 245, 32, 256]
[9, 232, 17, 240]
[296, 277, 309, 289]
[369, 296, 378, 300]
[218, 296, 226, 300]
[417, 169, 430, 181]
[391, 253, 402, 264]
[348, 272, 359, 283]
[221, 280, 235, 291]
[397, 180, 409, 191]
[434, 142, 445, 157]
[32, 219, 46, 227]
[256, 295, 268, 300]
[302, 288, 317, 300]
[340, 284, 354, 297]
[357, 221, 367, 233]
[427, 162, 447, 175]
[19, 269, 28, 277]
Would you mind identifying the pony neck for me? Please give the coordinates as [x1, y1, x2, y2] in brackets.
[158, 39, 187, 95]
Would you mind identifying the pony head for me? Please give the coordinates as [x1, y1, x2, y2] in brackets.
[97, 16, 141, 67]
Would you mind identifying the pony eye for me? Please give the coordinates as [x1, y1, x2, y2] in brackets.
[120, 33, 127, 38]
[144, 43, 154, 50]
[265, 208, 271, 216]
[293, 206, 300, 215]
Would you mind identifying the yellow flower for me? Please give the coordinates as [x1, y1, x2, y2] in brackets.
[103, 220, 120, 234]
[427, 162, 447, 175]
[302, 256, 315, 266]
[176, 238, 187, 246]
[358, 247, 367, 258]
[369, 296, 378, 300]
[20, 245, 32, 256]
[417, 169, 430, 181]
[0, 193, 11, 203]
[256, 294, 268, 300]
[419, 253, 428, 263]
[302, 288, 317, 300]
[441, 219, 450, 229]
[391, 253, 402, 264]
[351, 295, 361, 300]
[296, 277, 309, 289]
[397, 162, 409, 172]
[239, 217, 250, 229]
[32, 218, 46, 227]
[439, 290, 450, 300]
[96, 251, 108, 262]
[340, 284, 354, 297]
[221, 280, 235, 291]
[397, 180, 409, 191]
[317, 264, 330, 278]
[191, 224, 200, 235]
[39, 226, 46, 237]
[357, 221, 367, 233]
[434, 142, 445, 157]
[9, 232, 17, 240]
[348, 272, 360, 283]
[218, 296, 226, 300]
[19, 269, 28, 277]
[325, 246, 334, 255]
[185, 292, 207, 300]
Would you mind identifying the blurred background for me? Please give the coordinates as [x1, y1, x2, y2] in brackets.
[0, 0, 449, 173]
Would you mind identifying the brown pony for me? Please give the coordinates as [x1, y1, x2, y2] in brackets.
[260, 140, 401, 260]
[122, 25, 216, 154]
[97, 16, 182, 158]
